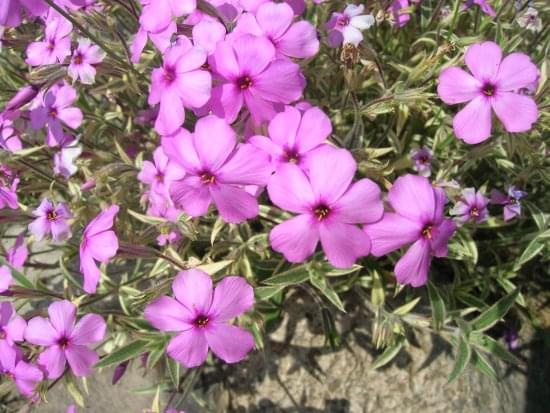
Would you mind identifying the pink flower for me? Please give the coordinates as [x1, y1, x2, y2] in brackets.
[411, 147, 433, 177]
[148, 37, 212, 135]
[490, 186, 527, 221]
[233, 2, 319, 58]
[209, 35, 305, 124]
[326, 4, 375, 47]
[144, 269, 255, 368]
[138, 147, 186, 200]
[268, 146, 383, 268]
[25, 13, 72, 66]
[68, 38, 105, 84]
[0, 302, 26, 345]
[249, 105, 331, 170]
[192, 19, 226, 56]
[388, 0, 412, 27]
[5, 85, 40, 111]
[139, 0, 196, 33]
[0, 165, 19, 209]
[28, 199, 73, 242]
[438, 41, 539, 144]
[130, 21, 176, 63]
[364, 174, 456, 287]
[450, 188, 489, 224]
[0, 0, 48, 28]
[79, 205, 119, 294]
[0, 266, 13, 294]
[30, 85, 83, 146]
[25, 300, 106, 379]
[0, 341, 43, 398]
[53, 135, 82, 178]
[0, 111, 23, 152]
[7, 232, 28, 270]
[462, 0, 495, 17]
[162, 116, 271, 223]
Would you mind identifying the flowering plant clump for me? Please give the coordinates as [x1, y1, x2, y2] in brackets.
[0, 0, 548, 411]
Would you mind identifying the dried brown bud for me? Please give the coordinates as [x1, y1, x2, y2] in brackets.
[340, 43, 360, 68]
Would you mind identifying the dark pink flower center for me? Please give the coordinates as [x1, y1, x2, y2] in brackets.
[164, 66, 176, 83]
[5, 371, 14, 381]
[0, 329, 6, 340]
[237, 75, 253, 90]
[58, 336, 70, 349]
[284, 149, 300, 164]
[49, 108, 58, 118]
[194, 315, 209, 328]
[47, 40, 56, 51]
[200, 171, 216, 184]
[481, 83, 496, 97]
[73, 52, 84, 65]
[155, 172, 164, 182]
[313, 204, 331, 221]
[422, 225, 433, 240]
[470, 207, 479, 217]
[47, 210, 58, 221]
[337, 15, 350, 27]
[418, 156, 429, 165]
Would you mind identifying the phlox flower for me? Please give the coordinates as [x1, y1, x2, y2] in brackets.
[0, 302, 26, 345]
[232, 2, 319, 59]
[130, 21, 176, 64]
[462, 0, 495, 17]
[28, 199, 73, 242]
[163, 116, 271, 223]
[0, 0, 48, 28]
[411, 147, 432, 177]
[0, 341, 43, 398]
[7, 232, 28, 270]
[25, 13, 72, 66]
[192, 19, 226, 56]
[0, 111, 22, 152]
[517, 7, 542, 32]
[240, 0, 305, 15]
[68, 38, 105, 84]
[490, 186, 527, 221]
[5, 85, 40, 112]
[326, 4, 375, 47]
[25, 300, 106, 379]
[249, 105, 332, 170]
[79, 205, 119, 294]
[450, 188, 489, 224]
[53, 135, 82, 178]
[438, 41, 539, 144]
[138, 147, 186, 199]
[139, 0, 196, 33]
[31, 85, 83, 146]
[0, 165, 19, 209]
[145, 269, 255, 368]
[388, 0, 412, 27]
[148, 37, 212, 135]
[0, 266, 13, 294]
[209, 34, 305, 124]
[268, 146, 384, 268]
[364, 174, 456, 287]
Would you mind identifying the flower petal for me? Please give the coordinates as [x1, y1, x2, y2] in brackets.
[364, 212, 423, 256]
[145, 296, 194, 331]
[269, 214, 319, 263]
[387, 174, 436, 224]
[65, 345, 98, 377]
[217, 143, 271, 186]
[492, 92, 538, 133]
[210, 184, 259, 223]
[437, 67, 482, 104]
[277, 21, 319, 59]
[332, 178, 383, 224]
[87, 231, 118, 262]
[38, 346, 66, 379]
[233, 35, 275, 76]
[495, 52, 539, 92]
[173, 269, 213, 316]
[267, 163, 314, 214]
[210, 276, 254, 321]
[205, 323, 255, 363]
[169, 176, 212, 217]
[394, 239, 431, 287]
[25, 316, 59, 346]
[48, 300, 76, 337]
[453, 95, 493, 144]
[319, 221, 371, 268]
[268, 105, 301, 147]
[70, 314, 106, 345]
[465, 41, 502, 82]
[193, 115, 236, 171]
[167, 329, 209, 368]
[294, 106, 332, 153]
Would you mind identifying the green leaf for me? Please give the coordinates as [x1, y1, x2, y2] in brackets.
[392, 297, 421, 316]
[513, 239, 544, 271]
[447, 336, 472, 384]
[372, 341, 403, 369]
[127, 209, 167, 225]
[263, 265, 310, 286]
[166, 357, 180, 389]
[371, 269, 385, 307]
[255, 285, 284, 301]
[309, 269, 346, 312]
[427, 282, 446, 330]
[471, 350, 497, 381]
[95, 340, 148, 369]
[196, 260, 233, 275]
[469, 333, 522, 365]
[470, 289, 519, 332]
[65, 375, 85, 407]
[0, 257, 34, 289]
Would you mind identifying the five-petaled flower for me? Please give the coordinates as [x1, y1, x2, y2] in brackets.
[29, 198, 73, 242]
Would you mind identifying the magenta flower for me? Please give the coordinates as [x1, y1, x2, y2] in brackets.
[31, 85, 83, 146]
[411, 147, 433, 177]
[0, 341, 43, 398]
[28, 199, 73, 242]
[79, 205, 119, 294]
[0, 1, 48, 28]
[268, 146, 383, 268]
[490, 186, 527, 221]
[233, 2, 319, 59]
[326, 4, 375, 47]
[0, 302, 26, 345]
[364, 174, 456, 287]
[192, 19, 226, 56]
[438, 41, 539, 144]
[388, 0, 413, 27]
[130, 21, 176, 64]
[0, 266, 13, 294]
[26, 13, 72, 66]
[162, 116, 271, 223]
[68, 38, 105, 84]
[139, 0, 196, 33]
[462, 0, 495, 17]
[5, 85, 40, 112]
[138, 147, 186, 199]
[249, 105, 332, 170]
[25, 300, 106, 379]
[145, 269, 255, 368]
[53, 135, 82, 178]
[450, 188, 489, 224]
[6, 232, 28, 270]
[210, 35, 305, 124]
[148, 37, 212, 135]
[0, 165, 19, 209]
[0, 111, 23, 152]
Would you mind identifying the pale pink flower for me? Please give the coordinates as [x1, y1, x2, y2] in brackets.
[0, 165, 19, 210]
[326, 4, 375, 47]
[28, 199, 73, 242]
[26, 12, 72, 66]
[68, 38, 105, 84]
[450, 188, 489, 224]
[25, 300, 106, 379]
[139, 0, 196, 33]
[0, 302, 26, 345]
[145, 269, 255, 367]
[0, 341, 43, 398]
